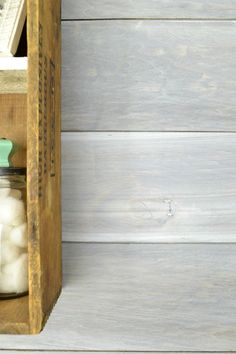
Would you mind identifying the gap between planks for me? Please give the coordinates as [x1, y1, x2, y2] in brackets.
[1, 350, 236, 353]
[62, 241, 236, 245]
[61, 18, 236, 21]
[0, 348, 236, 354]
[61, 130, 236, 134]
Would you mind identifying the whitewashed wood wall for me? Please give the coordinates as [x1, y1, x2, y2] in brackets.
[1, 1, 236, 352]
[61, 2, 236, 244]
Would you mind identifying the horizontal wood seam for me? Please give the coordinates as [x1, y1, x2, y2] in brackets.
[62, 241, 236, 245]
[1, 351, 236, 353]
[61, 130, 236, 134]
[61, 18, 236, 21]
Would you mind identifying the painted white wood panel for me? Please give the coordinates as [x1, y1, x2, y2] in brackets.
[62, 21, 236, 132]
[1, 243, 236, 351]
[62, 0, 236, 19]
[62, 132, 236, 242]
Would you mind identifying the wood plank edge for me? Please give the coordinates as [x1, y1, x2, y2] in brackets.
[29, 285, 62, 334]
[0, 322, 29, 335]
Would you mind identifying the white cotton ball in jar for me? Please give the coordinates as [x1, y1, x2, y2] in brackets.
[0, 188, 22, 200]
[0, 188, 11, 198]
[0, 225, 15, 265]
[3, 253, 28, 294]
[9, 189, 22, 199]
[0, 196, 26, 226]
[0, 224, 13, 242]
[0, 178, 10, 189]
[0, 224, 2, 268]
[0, 240, 22, 265]
[0, 272, 16, 293]
[10, 223, 27, 248]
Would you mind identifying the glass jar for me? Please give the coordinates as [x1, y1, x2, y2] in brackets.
[0, 168, 28, 299]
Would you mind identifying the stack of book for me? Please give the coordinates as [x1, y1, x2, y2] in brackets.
[0, 0, 26, 69]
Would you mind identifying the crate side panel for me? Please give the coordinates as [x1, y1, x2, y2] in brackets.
[27, 0, 62, 334]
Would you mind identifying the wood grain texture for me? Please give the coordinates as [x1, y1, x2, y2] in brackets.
[62, 21, 236, 131]
[1, 243, 236, 351]
[27, 0, 62, 334]
[62, 132, 236, 243]
[0, 71, 27, 93]
[62, 0, 236, 19]
[0, 296, 29, 334]
[0, 0, 61, 336]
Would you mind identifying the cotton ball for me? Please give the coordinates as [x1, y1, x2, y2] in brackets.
[0, 224, 2, 268]
[0, 189, 23, 202]
[0, 188, 22, 199]
[0, 179, 10, 188]
[0, 224, 12, 242]
[0, 240, 22, 265]
[0, 224, 13, 264]
[10, 223, 27, 248]
[9, 189, 22, 200]
[0, 273, 16, 293]
[0, 196, 26, 226]
[0, 188, 10, 198]
[3, 253, 28, 294]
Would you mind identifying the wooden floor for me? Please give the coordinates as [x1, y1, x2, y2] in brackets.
[0, 243, 236, 351]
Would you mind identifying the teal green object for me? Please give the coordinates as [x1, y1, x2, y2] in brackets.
[0, 138, 15, 167]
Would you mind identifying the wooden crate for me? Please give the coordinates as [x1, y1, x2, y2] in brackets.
[0, 0, 62, 334]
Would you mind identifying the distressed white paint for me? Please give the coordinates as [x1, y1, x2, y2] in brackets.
[1, 243, 236, 351]
[62, 21, 236, 131]
[62, 0, 236, 19]
[1, 0, 235, 350]
[62, 132, 236, 243]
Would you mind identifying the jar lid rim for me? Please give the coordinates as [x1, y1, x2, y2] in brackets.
[0, 167, 26, 176]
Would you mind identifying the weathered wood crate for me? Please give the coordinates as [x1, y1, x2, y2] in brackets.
[0, 0, 62, 334]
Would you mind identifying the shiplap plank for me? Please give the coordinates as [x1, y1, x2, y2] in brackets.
[62, 0, 236, 19]
[1, 243, 236, 350]
[62, 21, 236, 131]
[62, 132, 236, 243]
